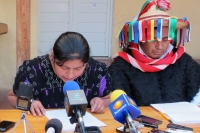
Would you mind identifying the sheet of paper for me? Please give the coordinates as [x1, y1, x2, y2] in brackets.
[45, 109, 107, 132]
[151, 102, 200, 124]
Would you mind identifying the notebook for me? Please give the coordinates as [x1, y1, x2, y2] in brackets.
[151, 102, 200, 124]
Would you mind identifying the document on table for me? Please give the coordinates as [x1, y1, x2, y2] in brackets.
[45, 109, 107, 132]
[151, 102, 200, 124]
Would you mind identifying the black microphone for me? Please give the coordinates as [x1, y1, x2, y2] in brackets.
[63, 80, 88, 133]
[16, 82, 34, 111]
[45, 118, 63, 133]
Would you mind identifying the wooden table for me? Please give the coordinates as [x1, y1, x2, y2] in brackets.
[0, 107, 199, 133]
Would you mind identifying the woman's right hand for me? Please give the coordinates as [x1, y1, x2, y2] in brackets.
[27, 100, 46, 117]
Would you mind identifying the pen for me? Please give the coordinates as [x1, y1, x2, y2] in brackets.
[158, 112, 172, 122]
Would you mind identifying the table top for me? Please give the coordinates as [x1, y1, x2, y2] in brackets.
[0, 107, 199, 133]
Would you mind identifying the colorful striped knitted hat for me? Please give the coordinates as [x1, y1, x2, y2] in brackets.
[119, 0, 190, 48]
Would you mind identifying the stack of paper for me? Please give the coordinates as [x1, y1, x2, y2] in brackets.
[45, 109, 107, 132]
[151, 102, 200, 124]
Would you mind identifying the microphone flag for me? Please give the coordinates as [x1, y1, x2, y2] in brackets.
[63, 80, 88, 117]
[109, 93, 141, 124]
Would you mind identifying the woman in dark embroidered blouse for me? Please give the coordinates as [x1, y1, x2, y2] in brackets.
[8, 32, 111, 116]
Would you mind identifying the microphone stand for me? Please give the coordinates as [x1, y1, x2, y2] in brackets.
[10, 111, 34, 133]
[69, 107, 86, 133]
[123, 113, 139, 133]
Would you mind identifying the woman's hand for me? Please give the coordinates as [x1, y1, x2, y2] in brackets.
[27, 100, 46, 116]
[90, 97, 105, 113]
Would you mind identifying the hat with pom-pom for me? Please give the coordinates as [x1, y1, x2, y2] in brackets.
[119, 0, 190, 48]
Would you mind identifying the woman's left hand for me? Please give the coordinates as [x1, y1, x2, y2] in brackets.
[27, 100, 46, 116]
[90, 97, 105, 113]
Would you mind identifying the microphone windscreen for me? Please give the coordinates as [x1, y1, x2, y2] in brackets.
[110, 90, 126, 102]
[63, 80, 80, 95]
[45, 118, 63, 133]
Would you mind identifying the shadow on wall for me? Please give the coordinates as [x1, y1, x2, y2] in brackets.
[0, 89, 13, 109]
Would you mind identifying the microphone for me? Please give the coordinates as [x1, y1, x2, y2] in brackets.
[16, 82, 34, 111]
[63, 80, 80, 95]
[45, 118, 63, 133]
[63, 80, 88, 133]
[109, 90, 141, 133]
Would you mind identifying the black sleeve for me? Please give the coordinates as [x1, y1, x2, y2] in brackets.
[13, 59, 42, 101]
[79, 58, 112, 108]
[185, 55, 200, 101]
[108, 57, 132, 93]
[13, 60, 29, 95]
[98, 63, 112, 97]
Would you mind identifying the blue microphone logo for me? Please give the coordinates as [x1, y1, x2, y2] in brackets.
[128, 98, 136, 106]
[72, 93, 80, 99]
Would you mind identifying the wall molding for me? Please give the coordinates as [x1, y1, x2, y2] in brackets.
[16, 0, 30, 68]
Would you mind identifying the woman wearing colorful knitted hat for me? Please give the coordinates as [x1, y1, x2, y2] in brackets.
[109, 0, 200, 106]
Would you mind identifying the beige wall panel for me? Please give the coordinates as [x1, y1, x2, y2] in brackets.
[30, 0, 38, 58]
[0, 0, 16, 89]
